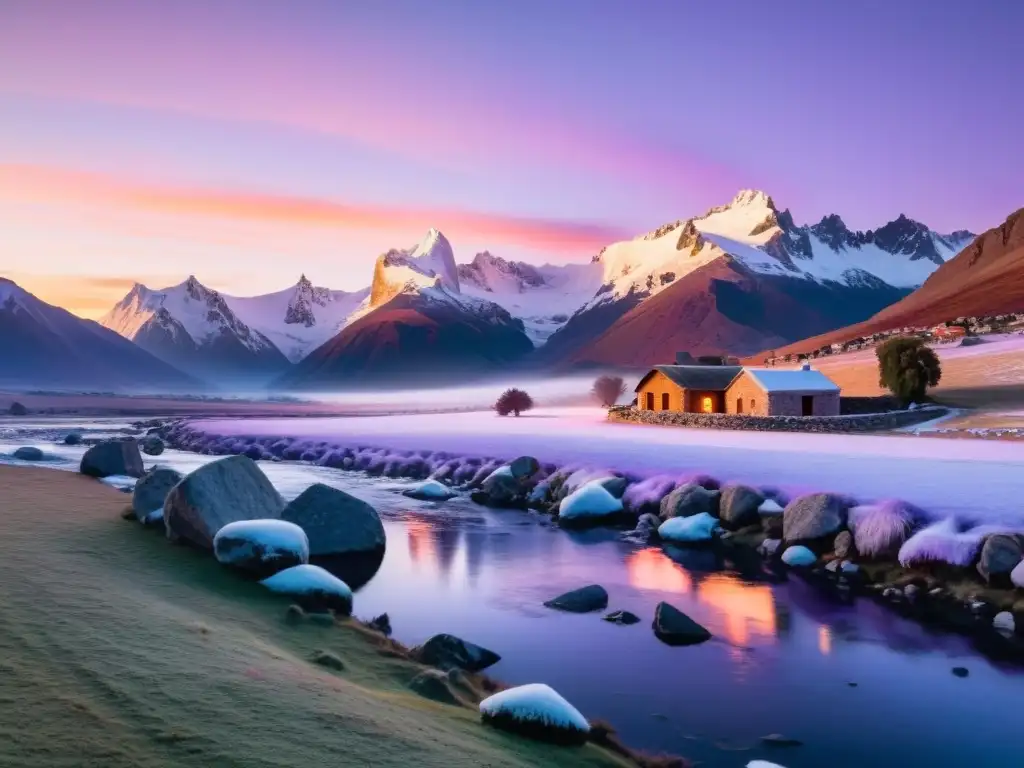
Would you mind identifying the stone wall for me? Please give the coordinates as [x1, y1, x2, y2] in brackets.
[608, 404, 946, 433]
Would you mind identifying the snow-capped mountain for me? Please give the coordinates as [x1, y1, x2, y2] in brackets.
[274, 230, 535, 389]
[458, 252, 602, 345]
[100, 276, 290, 383]
[0, 278, 197, 391]
[368, 228, 460, 309]
[537, 189, 976, 367]
[225, 275, 370, 363]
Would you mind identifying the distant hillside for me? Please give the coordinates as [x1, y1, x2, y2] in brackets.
[760, 206, 1024, 358]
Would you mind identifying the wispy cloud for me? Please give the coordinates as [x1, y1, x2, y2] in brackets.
[0, 163, 631, 254]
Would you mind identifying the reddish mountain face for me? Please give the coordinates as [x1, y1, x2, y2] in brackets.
[762, 207, 1024, 357]
[562, 258, 909, 369]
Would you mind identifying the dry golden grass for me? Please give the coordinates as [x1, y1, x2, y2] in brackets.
[0, 466, 633, 768]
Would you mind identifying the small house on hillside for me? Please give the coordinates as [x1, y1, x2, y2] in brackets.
[635, 363, 840, 417]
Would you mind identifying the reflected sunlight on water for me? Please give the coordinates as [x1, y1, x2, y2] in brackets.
[698, 574, 777, 648]
[625, 546, 693, 593]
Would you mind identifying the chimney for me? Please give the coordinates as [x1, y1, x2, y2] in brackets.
[801, 362, 811, 371]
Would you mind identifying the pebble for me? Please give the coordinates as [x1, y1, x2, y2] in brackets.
[952, 667, 970, 678]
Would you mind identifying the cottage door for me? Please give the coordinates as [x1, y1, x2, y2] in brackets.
[801, 395, 814, 416]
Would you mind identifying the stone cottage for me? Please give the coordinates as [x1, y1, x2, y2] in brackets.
[635, 363, 840, 417]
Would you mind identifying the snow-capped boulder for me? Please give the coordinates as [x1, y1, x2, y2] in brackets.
[557, 482, 623, 526]
[659, 483, 720, 520]
[282, 483, 385, 556]
[849, 501, 922, 559]
[473, 466, 524, 507]
[977, 534, 1024, 583]
[658, 512, 720, 543]
[260, 564, 353, 615]
[132, 467, 183, 520]
[781, 545, 817, 567]
[1011, 559, 1024, 589]
[164, 455, 284, 549]
[402, 480, 456, 501]
[80, 438, 145, 479]
[140, 435, 165, 456]
[479, 683, 590, 745]
[718, 484, 765, 530]
[13, 446, 43, 461]
[652, 601, 712, 646]
[544, 584, 608, 613]
[898, 519, 1013, 568]
[411, 633, 501, 672]
[782, 493, 848, 542]
[214, 519, 309, 577]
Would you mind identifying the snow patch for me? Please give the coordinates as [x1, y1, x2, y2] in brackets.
[479, 683, 589, 734]
[558, 481, 623, 521]
[214, 519, 310, 565]
[658, 512, 720, 543]
[260, 564, 352, 600]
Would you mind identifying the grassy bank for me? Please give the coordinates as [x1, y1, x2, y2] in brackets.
[0, 466, 632, 768]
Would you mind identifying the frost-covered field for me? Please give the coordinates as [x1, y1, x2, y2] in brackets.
[191, 407, 1024, 525]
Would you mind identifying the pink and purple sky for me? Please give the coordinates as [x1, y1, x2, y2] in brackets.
[1, 0, 1021, 318]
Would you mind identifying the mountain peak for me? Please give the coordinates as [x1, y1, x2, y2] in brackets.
[729, 189, 776, 211]
[369, 228, 460, 308]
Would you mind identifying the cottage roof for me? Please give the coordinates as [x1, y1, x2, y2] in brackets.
[637, 365, 743, 392]
[743, 367, 840, 393]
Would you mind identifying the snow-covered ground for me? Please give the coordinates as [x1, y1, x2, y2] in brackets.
[191, 407, 1024, 525]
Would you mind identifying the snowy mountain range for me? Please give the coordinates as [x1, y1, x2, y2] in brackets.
[86, 188, 977, 386]
[0, 278, 198, 391]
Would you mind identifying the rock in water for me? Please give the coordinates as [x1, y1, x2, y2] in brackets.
[478, 468, 523, 507]
[558, 482, 623, 526]
[164, 455, 283, 549]
[977, 534, 1024, 582]
[603, 610, 641, 625]
[79, 438, 145, 479]
[781, 545, 817, 567]
[595, 476, 629, 498]
[652, 601, 711, 646]
[509, 455, 540, 479]
[214, 519, 309, 577]
[782, 493, 848, 542]
[13, 446, 43, 461]
[719, 484, 765, 530]
[480, 683, 590, 745]
[8, 401, 28, 416]
[659, 483, 720, 520]
[282, 483, 385, 556]
[140, 435, 165, 456]
[411, 633, 501, 672]
[63, 433, 82, 446]
[402, 479, 456, 501]
[658, 512, 720, 543]
[544, 584, 608, 613]
[260, 564, 353, 615]
[132, 467, 183, 520]
[833, 530, 854, 559]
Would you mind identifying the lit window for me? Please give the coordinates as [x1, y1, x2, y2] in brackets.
[701, 396, 713, 413]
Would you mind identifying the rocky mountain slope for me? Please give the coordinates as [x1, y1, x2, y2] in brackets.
[100, 277, 290, 383]
[0, 278, 198, 391]
[761, 206, 1024, 357]
[535, 190, 974, 367]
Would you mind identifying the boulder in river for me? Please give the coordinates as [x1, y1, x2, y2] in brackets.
[474, 467, 524, 508]
[282, 482, 385, 556]
[80, 438, 145, 479]
[603, 610, 641, 625]
[480, 683, 590, 745]
[509, 455, 540, 480]
[718, 484, 765, 530]
[132, 467, 183, 520]
[658, 512, 720, 543]
[977, 534, 1024, 582]
[402, 479, 456, 501]
[652, 601, 711, 646]
[544, 584, 608, 613]
[164, 455, 284, 549]
[140, 435, 165, 456]
[214, 519, 309, 577]
[411, 633, 501, 672]
[659, 483, 720, 520]
[63, 433, 83, 446]
[13, 446, 43, 461]
[260, 563, 353, 615]
[782, 493, 848, 543]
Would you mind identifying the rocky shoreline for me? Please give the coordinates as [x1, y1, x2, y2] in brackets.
[143, 418, 1024, 663]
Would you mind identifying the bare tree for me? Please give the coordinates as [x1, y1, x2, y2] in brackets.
[591, 375, 627, 407]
